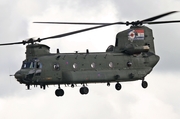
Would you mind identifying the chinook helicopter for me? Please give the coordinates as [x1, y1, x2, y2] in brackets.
[1, 11, 180, 97]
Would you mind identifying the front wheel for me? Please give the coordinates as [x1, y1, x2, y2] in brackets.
[141, 81, 148, 88]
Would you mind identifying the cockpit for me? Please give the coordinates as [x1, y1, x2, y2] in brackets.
[21, 59, 42, 69]
[15, 59, 42, 85]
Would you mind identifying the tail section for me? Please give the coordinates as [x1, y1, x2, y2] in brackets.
[114, 26, 155, 54]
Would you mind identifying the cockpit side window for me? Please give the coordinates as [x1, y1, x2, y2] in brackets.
[22, 62, 34, 69]
[30, 62, 34, 68]
[36, 62, 42, 69]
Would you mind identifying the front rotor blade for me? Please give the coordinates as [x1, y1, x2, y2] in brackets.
[142, 11, 178, 22]
[148, 20, 180, 24]
[39, 22, 122, 41]
[0, 41, 23, 46]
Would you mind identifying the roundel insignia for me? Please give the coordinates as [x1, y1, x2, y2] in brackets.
[128, 30, 135, 42]
[128, 29, 145, 42]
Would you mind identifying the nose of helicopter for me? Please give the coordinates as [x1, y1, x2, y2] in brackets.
[14, 71, 23, 82]
[14, 69, 35, 84]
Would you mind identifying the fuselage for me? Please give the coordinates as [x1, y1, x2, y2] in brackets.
[15, 51, 159, 86]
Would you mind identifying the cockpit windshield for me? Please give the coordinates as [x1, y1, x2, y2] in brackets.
[21, 59, 42, 69]
[22, 61, 35, 69]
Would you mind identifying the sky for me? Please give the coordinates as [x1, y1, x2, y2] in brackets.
[0, 0, 180, 119]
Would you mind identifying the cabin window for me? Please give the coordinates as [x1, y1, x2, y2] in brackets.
[127, 61, 132, 67]
[91, 63, 95, 68]
[73, 63, 78, 69]
[109, 62, 113, 68]
[54, 64, 60, 70]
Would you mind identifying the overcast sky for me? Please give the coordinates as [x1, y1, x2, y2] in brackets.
[0, 0, 180, 119]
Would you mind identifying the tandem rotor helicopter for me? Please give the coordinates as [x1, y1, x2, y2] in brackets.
[1, 11, 180, 97]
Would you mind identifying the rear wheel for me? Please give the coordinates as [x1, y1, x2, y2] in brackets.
[115, 82, 122, 91]
[80, 86, 89, 95]
[55, 89, 64, 97]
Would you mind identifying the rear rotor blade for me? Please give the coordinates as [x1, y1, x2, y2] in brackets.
[142, 11, 179, 22]
[34, 22, 109, 25]
[33, 21, 126, 25]
[38, 22, 121, 41]
[148, 20, 180, 24]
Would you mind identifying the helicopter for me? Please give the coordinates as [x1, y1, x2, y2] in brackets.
[1, 11, 180, 97]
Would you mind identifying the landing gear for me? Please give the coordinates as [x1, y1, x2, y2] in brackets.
[79, 86, 89, 95]
[107, 82, 110, 86]
[71, 84, 74, 88]
[55, 85, 64, 97]
[26, 84, 30, 90]
[141, 80, 148, 88]
[40, 85, 46, 90]
[115, 82, 122, 91]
